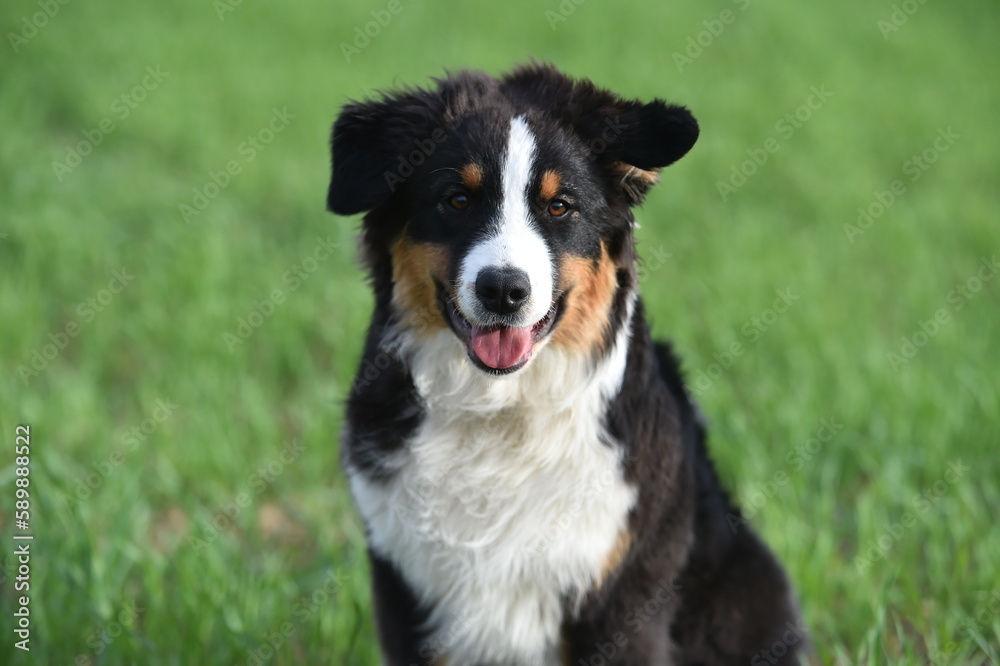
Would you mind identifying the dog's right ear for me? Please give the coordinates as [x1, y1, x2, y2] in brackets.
[327, 89, 441, 216]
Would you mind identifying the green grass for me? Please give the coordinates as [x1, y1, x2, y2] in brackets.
[1, 0, 998, 663]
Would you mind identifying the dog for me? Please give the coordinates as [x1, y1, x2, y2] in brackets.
[327, 63, 805, 666]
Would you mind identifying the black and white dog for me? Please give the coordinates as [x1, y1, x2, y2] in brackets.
[328, 64, 805, 665]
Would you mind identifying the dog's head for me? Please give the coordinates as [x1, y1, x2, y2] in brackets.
[328, 64, 697, 375]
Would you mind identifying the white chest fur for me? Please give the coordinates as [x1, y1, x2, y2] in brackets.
[349, 320, 637, 666]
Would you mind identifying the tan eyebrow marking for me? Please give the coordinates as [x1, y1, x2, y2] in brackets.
[540, 169, 561, 200]
[460, 163, 483, 190]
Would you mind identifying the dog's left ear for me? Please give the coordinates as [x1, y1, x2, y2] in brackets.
[327, 89, 440, 216]
[588, 100, 698, 205]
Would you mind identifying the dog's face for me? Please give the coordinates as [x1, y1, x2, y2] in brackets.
[328, 65, 698, 375]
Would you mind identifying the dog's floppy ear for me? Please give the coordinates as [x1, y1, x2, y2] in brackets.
[608, 99, 699, 170]
[503, 64, 699, 205]
[596, 99, 699, 205]
[327, 88, 441, 216]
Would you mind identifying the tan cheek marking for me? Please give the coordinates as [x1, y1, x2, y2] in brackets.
[390, 237, 450, 334]
[540, 169, 562, 200]
[460, 163, 483, 191]
[596, 529, 633, 589]
[551, 245, 619, 353]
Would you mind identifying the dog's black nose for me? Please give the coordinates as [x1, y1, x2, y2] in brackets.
[475, 267, 531, 316]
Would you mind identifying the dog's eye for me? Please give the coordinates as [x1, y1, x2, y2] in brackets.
[448, 193, 470, 210]
[547, 200, 569, 217]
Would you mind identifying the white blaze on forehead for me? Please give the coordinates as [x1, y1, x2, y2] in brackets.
[457, 116, 555, 327]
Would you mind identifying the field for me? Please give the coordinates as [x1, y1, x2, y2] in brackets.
[1, 0, 998, 663]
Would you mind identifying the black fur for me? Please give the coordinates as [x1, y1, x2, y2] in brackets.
[329, 63, 805, 665]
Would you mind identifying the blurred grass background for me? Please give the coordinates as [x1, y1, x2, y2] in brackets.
[1, 0, 998, 664]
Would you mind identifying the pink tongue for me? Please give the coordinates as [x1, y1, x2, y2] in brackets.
[469, 326, 533, 369]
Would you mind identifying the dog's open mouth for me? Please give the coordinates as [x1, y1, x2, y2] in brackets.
[439, 287, 563, 374]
